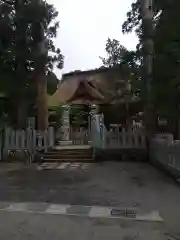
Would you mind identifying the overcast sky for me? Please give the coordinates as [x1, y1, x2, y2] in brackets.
[47, 0, 138, 77]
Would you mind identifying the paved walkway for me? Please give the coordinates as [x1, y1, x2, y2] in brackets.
[37, 162, 92, 170]
[0, 211, 167, 240]
[0, 201, 163, 222]
[0, 161, 180, 237]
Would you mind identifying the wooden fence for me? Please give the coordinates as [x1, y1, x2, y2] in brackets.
[91, 114, 146, 150]
[150, 134, 180, 177]
[105, 128, 146, 149]
[0, 127, 54, 161]
[70, 128, 90, 145]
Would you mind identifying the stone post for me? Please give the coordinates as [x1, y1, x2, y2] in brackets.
[90, 104, 99, 142]
[90, 104, 98, 131]
[61, 105, 70, 141]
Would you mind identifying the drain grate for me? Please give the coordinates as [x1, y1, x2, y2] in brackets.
[111, 208, 136, 218]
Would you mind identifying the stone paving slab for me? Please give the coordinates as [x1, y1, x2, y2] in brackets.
[0, 201, 164, 222]
[36, 162, 92, 171]
[67, 205, 92, 215]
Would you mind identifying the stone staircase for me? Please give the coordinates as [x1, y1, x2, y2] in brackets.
[37, 146, 94, 163]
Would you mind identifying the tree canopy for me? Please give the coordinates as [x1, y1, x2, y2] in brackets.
[0, 0, 64, 127]
[100, 37, 141, 104]
[101, 0, 180, 136]
[122, 0, 180, 136]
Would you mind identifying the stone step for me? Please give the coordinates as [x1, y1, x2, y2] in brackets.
[46, 149, 92, 153]
[37, 146, 93, 163]
[44, 151, 92, 156]
[41, 158, 93, 162]
[54, 145, 91, 150]
[57, 141, 73, 146]
[48, 148, 92, 152]
[43, 154, 92, 159]
[57, 141, 92, 146]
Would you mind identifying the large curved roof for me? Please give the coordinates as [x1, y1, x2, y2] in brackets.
[47, 75, 107, 107]
[47, 67, 141, 107]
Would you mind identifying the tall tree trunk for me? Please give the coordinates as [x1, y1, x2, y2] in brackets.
[16, 98, 26, 129]
[36, 72, 48, 130]
[11, 96, 27, 129]
[15, 0, 27, 129]
[34, 19, 49, 130]
[141, 0, 154, 137]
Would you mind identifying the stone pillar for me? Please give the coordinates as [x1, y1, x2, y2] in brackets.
[61, 105, 70, 141]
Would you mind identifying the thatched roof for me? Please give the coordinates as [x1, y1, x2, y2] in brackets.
[47, 74, 106, 107]
[62, 67, 110, 79]
[47, 67, 142, 108]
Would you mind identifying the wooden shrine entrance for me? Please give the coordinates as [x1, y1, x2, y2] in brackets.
[58, 104, 97, 146]
[47, 71, 105, 146]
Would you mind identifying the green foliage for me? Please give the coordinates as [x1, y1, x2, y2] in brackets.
[0, 0, 64, 123]
[153, 1, 180, 115]
[122, 0, 180, 136]
[100, 38, 129, 67]
[70, 105, 89, 127]
[100, 38, 141, 103]
[122, 0, 141, 36]
[49, 105, 64, 129]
